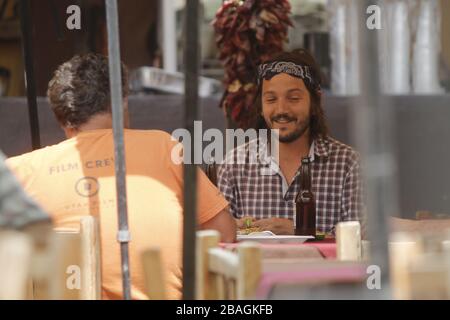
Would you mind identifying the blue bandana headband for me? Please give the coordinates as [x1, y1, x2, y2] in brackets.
[257, 61, 319, 90]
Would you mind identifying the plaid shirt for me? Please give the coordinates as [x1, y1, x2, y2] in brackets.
[217, 136, 365, 234]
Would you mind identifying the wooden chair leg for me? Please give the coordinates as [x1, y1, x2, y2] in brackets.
[237, 242, 261, 300]
[0, 231, 32, 300]
[409, 253, 450, 299]
[213, 274, 225, 300]
[33, 232, 82, 300]
[389, 233, 422, 300]
[142, 247, 166, 300]
[227, 279, 236, 300]
[80, 216, 101, 300]
[196, 230, 220, 300]
[25, 277, 34, 300]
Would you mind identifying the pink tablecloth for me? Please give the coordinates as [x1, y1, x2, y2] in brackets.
[221, 240, 337, 259]
[220, 240, 366, 299]
[303, 240, 336, 259]
[255, 263, 367, 299]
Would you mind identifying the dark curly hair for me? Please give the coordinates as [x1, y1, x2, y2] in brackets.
[47, 53, 129, 129]
[255, 49, 329, 141]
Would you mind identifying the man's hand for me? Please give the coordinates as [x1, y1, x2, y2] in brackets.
[253, 217, 294, 235]
[236, 216, 257, 229]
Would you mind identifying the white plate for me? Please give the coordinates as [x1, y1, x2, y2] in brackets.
[237, 233, 314, 244]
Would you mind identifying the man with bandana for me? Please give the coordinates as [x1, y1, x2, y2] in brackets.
[217, 49, 365, 236]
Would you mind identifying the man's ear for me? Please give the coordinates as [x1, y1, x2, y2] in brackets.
[63, 127, 77, 139]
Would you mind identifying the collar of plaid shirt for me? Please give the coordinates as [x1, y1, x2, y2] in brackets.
[258, 138, 329, 197]
[218, 135, 363, 234]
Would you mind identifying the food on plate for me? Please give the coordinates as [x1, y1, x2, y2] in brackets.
[237, 217, 262, 235]
[315, 232, 326, 240]
[237, 226, 262, 235]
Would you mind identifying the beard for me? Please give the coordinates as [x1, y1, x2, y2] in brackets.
[267, 113, 310, 143]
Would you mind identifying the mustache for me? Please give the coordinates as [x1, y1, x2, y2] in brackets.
[271, 114, 297, 122]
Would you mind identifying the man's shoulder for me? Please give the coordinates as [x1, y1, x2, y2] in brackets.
[125, 129, 177, 149]
[6, 144, 61, 176]
[322, 136, 360, 167]
[126, 129, 173, 140]
[221, 138, 261, 165]
[7, 144, 60, 164]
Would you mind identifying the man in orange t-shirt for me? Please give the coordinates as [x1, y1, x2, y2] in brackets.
[6, 53, 236, 299]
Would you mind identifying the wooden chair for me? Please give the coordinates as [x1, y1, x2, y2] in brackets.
[387, 230, 450, 300]
[142, 247, 166, 300]
[408, 255, 450, 299]
[388, 232, 423, 299]
[32, 216, 101, 300]
[196, 230, 261, 300]
[0, 230, 33, 299]
[336, 221, 362, 261]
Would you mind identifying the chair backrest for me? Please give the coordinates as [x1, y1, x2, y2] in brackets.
[196, 230, 261, 300]
[336, 221, 362, 261]
[79, 216, 102, 299]
[408, 253, 450, 299]
[142, 247, 166, 300]
[32, 216, 101, 300]
[388, 232, 423, 299]
[391, 230, 450, 300]
[0, 231, 33, 300]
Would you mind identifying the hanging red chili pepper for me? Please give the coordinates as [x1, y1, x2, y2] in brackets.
[213, 0, 293, 128]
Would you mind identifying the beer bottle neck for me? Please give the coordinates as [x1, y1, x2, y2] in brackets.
[300, 158, 311, 191]
[296, 157, 312, 202]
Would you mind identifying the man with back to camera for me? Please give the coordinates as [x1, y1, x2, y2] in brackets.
[6, 53, 236, 299]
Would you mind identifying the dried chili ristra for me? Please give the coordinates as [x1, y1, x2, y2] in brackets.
[213, 0, 293, 129]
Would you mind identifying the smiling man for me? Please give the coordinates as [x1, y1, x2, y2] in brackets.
[217, 49, 365, 236]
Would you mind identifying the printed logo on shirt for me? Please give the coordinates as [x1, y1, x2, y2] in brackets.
[49, 162, 79, 175]
[75, 176, 100, 198]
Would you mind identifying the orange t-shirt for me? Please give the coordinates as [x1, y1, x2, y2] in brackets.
[6, 129, 228, 300]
